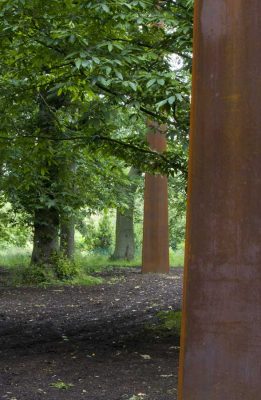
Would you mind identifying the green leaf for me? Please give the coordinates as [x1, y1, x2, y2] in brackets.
[75, 59, 82, 69]
[157, 79, 165, 86]
[128, 82, 137, 91]
[81, 59, 90, 67]
[146, 79, 156, 88]
[105, 66, 112, 75]
[69, 35, 76, 43]
[156, 99, 168, 109]
[98, 76, 109, 86]
[115, 70, 123, 80]
[92, 57, 100, 64]
[168, 96, 175, 105]
[47, 199, 56, 208]
[101, 4, 110, 13]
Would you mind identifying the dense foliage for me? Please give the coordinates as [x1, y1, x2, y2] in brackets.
[0, 0, 193, 271]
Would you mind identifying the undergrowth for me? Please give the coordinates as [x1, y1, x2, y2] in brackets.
[0, 247, 31, 268]
[0, 246, 184, 287]
[6, 263, 103, 287]
[146, 310, 182, 337]
[50, 380, 74, 390]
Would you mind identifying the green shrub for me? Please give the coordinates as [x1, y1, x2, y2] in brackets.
[76, 213, 114, 255]
[146, 311, 182, 337]
[156, 310, 182, 335]
[53, 254, 79, 280]
[76, 218, 97, 251]
[17, 255, 79, 284]
[93, 212, 113, 254]
[50, 380, 74, 390]
[20, 264, 55, 285]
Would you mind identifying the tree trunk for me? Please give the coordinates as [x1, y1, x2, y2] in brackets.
[60, 217, 75, 259]
[31, 207, 59, 265]
[112, 167, 140, 261]
[112, 208, 135, 260]
[30, 91, 67, 266]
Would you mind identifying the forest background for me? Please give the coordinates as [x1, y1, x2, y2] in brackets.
[0, 0, 193, 285]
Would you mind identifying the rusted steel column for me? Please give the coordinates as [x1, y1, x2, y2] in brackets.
[178, 1, 261, 399]
[142, 121, 169, 274]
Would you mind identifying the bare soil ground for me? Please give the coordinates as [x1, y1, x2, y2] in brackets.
[0, 267, 183, 400]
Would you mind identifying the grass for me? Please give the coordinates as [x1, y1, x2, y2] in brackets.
[0, 247, 103, 287]
[0, 245, 184, 286]
[0, 246, 31, 268]
[0, 244, 184, 271]
[50, 380, 74, 390]
[67, 272, 103, 286]
[170, 246, 184, 267]
[76, 246, 184, 274]
[156, 310, 182, 335]
[75, 252, 142, 274]
[145, 310, 182, 337]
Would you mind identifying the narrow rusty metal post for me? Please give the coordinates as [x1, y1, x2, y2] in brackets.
[142, 121, 169, 274]
[178, 1, 261, 399]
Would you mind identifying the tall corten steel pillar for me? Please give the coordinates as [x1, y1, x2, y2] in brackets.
[178, 1, 261, 399]
[142, 121, 169, 274]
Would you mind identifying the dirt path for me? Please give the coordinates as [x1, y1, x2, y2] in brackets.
[0, 267, 183, 400]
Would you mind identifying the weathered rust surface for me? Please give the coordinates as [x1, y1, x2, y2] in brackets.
[178, 1, 261, 399]
[142, 121, 169, 274]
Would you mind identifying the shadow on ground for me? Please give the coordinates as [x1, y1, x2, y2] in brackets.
[0, 267, 183, 400]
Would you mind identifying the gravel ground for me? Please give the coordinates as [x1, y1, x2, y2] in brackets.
[0, 267, 183, 400]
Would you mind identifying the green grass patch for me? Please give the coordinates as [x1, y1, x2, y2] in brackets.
[75, 252, 141, 274]
[76, 248, 184, 274]
[67, 272, 103, 286]
[146, 310, 182, 337]
[157, 310, 182, 334]
[8, 264, 103, 287]
[50, 380, 74, 390]
[0, 247, 184, 272]
[0, 247, 31, 268]
[170, 249, 184, 267]
[0, 246, 184, 286]
[0, 249, 103, 287]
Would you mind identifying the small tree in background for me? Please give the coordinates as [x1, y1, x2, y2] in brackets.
[93, 212, 114, 255]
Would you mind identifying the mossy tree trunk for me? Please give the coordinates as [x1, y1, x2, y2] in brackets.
[112, 208, 135, 260]
[112, 167, 141, 261]
[31, 91, 67, 266]
[60, 160, 76, 260]
[31, 207, 59, 265]
[60, 216, 75, 259]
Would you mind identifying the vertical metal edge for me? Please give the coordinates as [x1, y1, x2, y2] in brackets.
[177, 1, 201, 398]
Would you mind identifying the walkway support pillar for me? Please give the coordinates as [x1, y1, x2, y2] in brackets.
[178, 1, 261, 399]
[142, 120, 169, 274]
